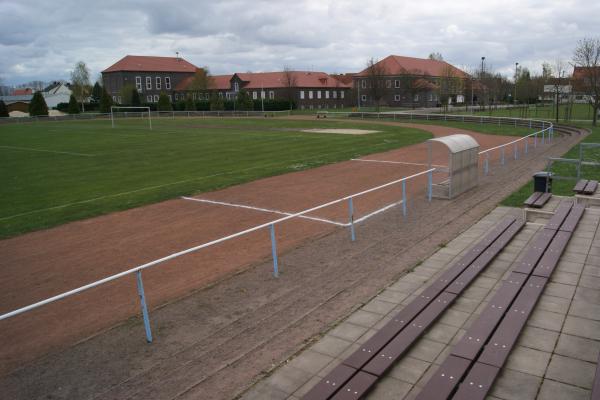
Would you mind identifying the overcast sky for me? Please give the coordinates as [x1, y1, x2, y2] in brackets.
[1, 0, 598, 86]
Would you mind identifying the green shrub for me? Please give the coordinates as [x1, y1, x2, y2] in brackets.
[157, 93, 173, 111]
[67, 94, 80, 114]
[29, 92, 49, 116]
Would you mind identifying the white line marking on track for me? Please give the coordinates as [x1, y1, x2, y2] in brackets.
[181, 197, 348, 227]
[0, 145, 95, 157]
[351, 158, 447, 169]
[353, 200, 403, 223]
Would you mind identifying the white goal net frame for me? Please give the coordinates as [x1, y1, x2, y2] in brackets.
[110, 106, 152, 130]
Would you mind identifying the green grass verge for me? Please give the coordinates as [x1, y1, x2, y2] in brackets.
[0, 117, 433, 238]
[446, 103, 596, 121]
[501, 122, 599, 207]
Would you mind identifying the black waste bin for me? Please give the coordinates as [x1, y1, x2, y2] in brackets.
[533, 172, 553, 193]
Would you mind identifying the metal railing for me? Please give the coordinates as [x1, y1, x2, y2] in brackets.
[0, 168, 435, 343]
[317, 111, 555, 176]
[0, 110, 292, 125]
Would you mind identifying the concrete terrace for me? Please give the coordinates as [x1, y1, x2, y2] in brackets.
[241, 198, 600, 400]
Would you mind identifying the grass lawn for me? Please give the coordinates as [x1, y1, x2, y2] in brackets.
[501, 121, 599, 207]
[446, 103, 597, 121]
[391, 119, 537, 137]
[0, 117, 436, 238]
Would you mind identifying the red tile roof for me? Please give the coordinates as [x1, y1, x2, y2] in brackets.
[102, 55, 198, 73]
[235, 71, 352, 89]
[356, 55, 468, 78]
[13, 88, 33, 95]
[175, 74, 232, 91]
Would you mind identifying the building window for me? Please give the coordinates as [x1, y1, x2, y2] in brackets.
[165, 77, 171, 90]
[234, 81, 239, 92]
[340, 91, 344, 99]
[428, 93, 433, 101]
[414, 94, 419, 102]
[154, 95, 159, 102]
[300, 90, 305, 99]
[269, 91, 274, 99]
[112, 96, 117, 102]
[146, 77, 152, 90]
[175, 94, 179, 100]
[361, 80, 366, 89]
[261, 90, 265, 99]
[147, 95, 152, 102]
[394, 80, 400, 88]
[333, 91, 337, 99]
[325, 90, 329, 99]
[253, 91, 257, 100]
[361, 94, 367, 101]
[309, 90, 313, 99]
[135, 76, 142, 91]
[168, 95, 172, 101]
[156, 77, 161, 90]
[394, 94, 401, 102]
[386, 80, 391, 88]
[317, 90, 321, 99]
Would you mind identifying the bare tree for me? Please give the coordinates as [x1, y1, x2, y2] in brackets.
[573, 38, 600, 126]
[428, 52, 444, 61]
[282, 66, 297, 110]
[364, 58, 387, 111]
[189, 67, 215, 99]
[399, 69, 430, 109]
[438, 65, 462, 112]
[71, 61, 91, 111]
[551, 59, 568, 123]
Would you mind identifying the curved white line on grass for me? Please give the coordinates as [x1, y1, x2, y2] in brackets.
[0, 145, 95, 157]
[0, 173, 227, 221]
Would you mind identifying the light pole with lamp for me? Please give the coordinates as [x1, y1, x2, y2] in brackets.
[481, 56, 485, 110]
[514, 62, 519, 105]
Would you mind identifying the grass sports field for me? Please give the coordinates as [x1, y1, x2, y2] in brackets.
[0, 117, 437, 238]
[0, 116, 541, 239]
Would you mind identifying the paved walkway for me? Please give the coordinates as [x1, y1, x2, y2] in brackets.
[241, 199, 600, 400]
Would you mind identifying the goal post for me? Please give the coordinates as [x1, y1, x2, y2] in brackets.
[110, 106, 152, 130]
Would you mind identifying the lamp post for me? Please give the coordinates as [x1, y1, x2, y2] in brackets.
[514, 62, 519, 105]
[555, 70, 564, 123]
[481, 57, 485, 110]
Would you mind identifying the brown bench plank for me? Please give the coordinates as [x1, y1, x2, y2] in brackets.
[302, 364, 357, 400]
[523, 192, 542, 207]
[451, 273, 526, 360]
[545, 201, 574, 230]
[362, 292, 457, 376]
[532, 192, 552, 208]
[452, 362, 500, 400]
[584, 180, 599, 195]
[573, 179, 589, 193]
[532, 231, 571, 278]
[329, 371, 378, 400]
[477, 276, 547, 368]
[559, 203, 586, 232]
[512, 229, 556, 274]
[414, 355, 472, 400]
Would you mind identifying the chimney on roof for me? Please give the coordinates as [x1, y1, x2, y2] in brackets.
[176, 51, 180, 61]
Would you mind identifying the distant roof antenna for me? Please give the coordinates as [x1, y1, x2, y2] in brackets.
[176, 51, 180, 60]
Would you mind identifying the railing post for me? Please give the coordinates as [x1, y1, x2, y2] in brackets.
[427, 170, 432, 202]
[136, 271, 153, 343]
[525, 138, 528, 154]
[534, 132, 538, 148]
[402, 180, 407, 217]
[484, 153, 489, 175]
[348, 198, 356, 241]
[501, 147, 505, 165]
[270, 224, 279, 277]
[542, 130, 545, 145]
[514, 143, 518, 160]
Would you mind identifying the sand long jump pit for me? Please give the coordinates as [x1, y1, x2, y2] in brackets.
[301, 128, 381, 135]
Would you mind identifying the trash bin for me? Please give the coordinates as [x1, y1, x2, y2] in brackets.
[533, 172, 553, 192]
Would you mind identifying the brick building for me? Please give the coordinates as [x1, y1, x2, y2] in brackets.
[354, 55, 469, 108]
[176, 71, 353, 110]
[102, 55, 199, 104]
